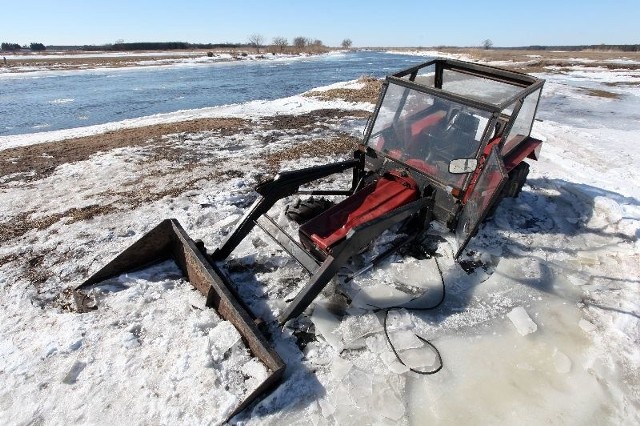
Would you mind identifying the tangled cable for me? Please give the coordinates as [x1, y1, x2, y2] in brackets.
[376, 256, 446, 375]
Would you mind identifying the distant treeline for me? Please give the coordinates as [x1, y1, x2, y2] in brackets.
[1, 42, 46, 51]
[502, 44, 640, 52]
[81, 42, 246, 51]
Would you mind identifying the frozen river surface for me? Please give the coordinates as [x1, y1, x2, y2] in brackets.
[0, 51, 427, 136]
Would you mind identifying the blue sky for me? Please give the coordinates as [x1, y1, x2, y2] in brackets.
[2, 0, 639, 47]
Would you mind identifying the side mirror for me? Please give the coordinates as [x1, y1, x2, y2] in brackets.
[449, 158, 478, 174]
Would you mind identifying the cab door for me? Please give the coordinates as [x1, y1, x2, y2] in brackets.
[455, 147, 508, 258]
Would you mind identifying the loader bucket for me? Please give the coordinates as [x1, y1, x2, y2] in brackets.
[74, 218, 285, 422]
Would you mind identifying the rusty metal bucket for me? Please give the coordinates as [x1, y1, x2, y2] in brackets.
[74, 218, 284, 421]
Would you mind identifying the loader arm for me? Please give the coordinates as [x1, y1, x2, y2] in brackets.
[212, 159, 360, 260]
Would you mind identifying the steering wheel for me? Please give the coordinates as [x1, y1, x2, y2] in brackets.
[419, 125, 449, 163]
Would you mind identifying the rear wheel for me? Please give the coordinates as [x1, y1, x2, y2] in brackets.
[502, 161, 529, 199]
[486, 161, 529, 218]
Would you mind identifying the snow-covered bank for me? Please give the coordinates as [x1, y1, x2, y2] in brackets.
[1, 63, 639, 425]
[0, 50, 337, 77]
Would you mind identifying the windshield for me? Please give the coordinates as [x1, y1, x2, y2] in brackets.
[367, 83, 492, 187]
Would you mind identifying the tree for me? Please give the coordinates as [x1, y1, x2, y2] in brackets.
[341, 39, 352, 49]
[483, 39, 493, 50]
[293, 36, 307, 51]
[30, 42, 46, 51]
[1, 42, 21, 52]
[312, 39, 323, 47]
[272, 36, 288, 53]
[248, 33, 264, 53]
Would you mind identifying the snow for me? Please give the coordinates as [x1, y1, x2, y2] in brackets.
[1, 56, 639, 425]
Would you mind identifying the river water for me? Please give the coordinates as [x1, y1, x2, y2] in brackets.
[0, 51, 430, 137]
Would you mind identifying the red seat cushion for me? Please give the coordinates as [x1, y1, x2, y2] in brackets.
[406, 110, 446, 155]
[410, 110, 446, 138]
[299, 174, 419, 254]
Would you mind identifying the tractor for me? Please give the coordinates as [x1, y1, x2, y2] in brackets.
[74, 58, 545, 417]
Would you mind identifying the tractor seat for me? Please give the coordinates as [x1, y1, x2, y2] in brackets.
[299, 172, 419, 258]
[440, 111, 481, 159]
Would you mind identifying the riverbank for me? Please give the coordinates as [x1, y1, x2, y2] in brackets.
[390, 47, 640, 73]
[0, 49, 330, 73]
[0, 52, 638, 425]
[4, 48, 640, 75]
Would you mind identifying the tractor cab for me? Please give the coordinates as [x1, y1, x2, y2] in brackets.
[366, 83, 487, 187]
[361, 59, 544, 251]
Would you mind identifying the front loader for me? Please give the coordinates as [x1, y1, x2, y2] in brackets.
[74, 58, 545, 418]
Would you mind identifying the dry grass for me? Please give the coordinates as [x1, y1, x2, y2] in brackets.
[263, 133, 360, 172]
[434, 48, 640, 73]
[0, 118, 250, 182]
[0, 205, 120, 243]
[2, 53, 205, 71]
[304, 75, 383, 103]
[580, 88, 622, 99]
[262, 109, 370, 131]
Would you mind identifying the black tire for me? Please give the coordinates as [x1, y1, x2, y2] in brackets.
[285, 197, 335, 224]
[486, 161, 530, 218]
[502, 161, 529, 199]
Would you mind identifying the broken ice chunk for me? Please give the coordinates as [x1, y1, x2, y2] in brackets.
[365, 334, 389, 353]
[311, 303, 344, 352]
[552, 349, 572, 374]
[380, 351, 410, 374]
[388, 330, 424, 351]
[393, 258, 442, 290]
[575, 251, 600, 266]
[385, 308, 414, 332]
[241, 358, 268, 381]
[375, 387, 405, 421]
[398, 346, 436, 369]
[351, 284, 414, 309]
[210, 321, 242, 355]
[579, 318, 597, 333]
[335, 312, 382, 347]
[318, 396, 336, 418]
[567, 274, 588, 286]
[330, 356, 353, 381]
[507, 307, 538, 336]
[345, 368, 373, 394]
[345, 368, 374, 409]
